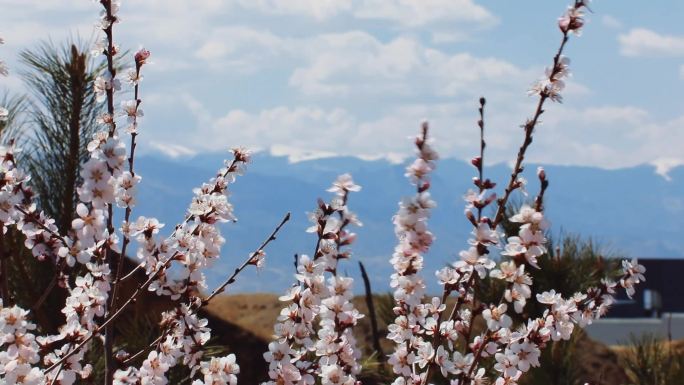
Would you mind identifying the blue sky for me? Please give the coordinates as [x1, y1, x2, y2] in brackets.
[2, 0, 684, 177]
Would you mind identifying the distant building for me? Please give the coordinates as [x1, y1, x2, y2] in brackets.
[585, 259, 684, 345]
[607, 259, 684, 318]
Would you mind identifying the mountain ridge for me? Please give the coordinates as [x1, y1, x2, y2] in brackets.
[131, 151, 684, 293]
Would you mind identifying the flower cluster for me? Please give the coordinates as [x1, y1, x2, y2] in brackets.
[39, 263, 110, 384]
[0, 300, 44, 385]
[386, 123, 442, 384]
[0, 146, 65, 264]
[191, 354, 240, 385]
[558, 1, 588, 35]
[381, 4, 646, 381]
[620, 258, 646, 298]
[487, 267, 644, 385]
[384, 127, 645, 385]
[501, 204, 549, 270]
[263, 253, 321, 385]
[529, 2, 588, 103]
[135, 148, 249, 300]
[263, 174, 363, 385]
[113, 301, 217, 384]
[114, 195, 284, 385]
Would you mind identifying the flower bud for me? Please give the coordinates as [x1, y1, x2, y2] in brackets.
[135, 48, 151, 66]
[537, 166, 546, 181]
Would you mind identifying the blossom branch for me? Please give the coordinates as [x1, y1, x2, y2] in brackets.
[0, 229, 9, 305]
[98, 0, 122, 380]
[44, 264, 168, 373]
[202, 212, 290, 304]
[119, 154, 245, 284]
[491, 2, 582, 230]
[475, 97, 488, 222]
[109, 47, 149, 321]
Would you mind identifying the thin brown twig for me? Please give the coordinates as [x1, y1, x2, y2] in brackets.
[100, 0, 119, 381]
[110, 62, 142, 309]
[47, 360, 66, 385]
[476, 97, 486, 222]
[203, 212, 290, 304]
[121, 332, 165, 366]
[359, 261, 384, 364]
[491, 32, 570, 230]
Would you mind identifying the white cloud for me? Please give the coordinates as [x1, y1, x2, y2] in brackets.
[563, 81, 592, 97]
[354, 0, 497, 27]
[138, 85, 684, 173]
[210, 0, 497, 26]
[193, 26, 287, 72]
[601, 15, 622, 29]
[532, 106, 684, 170]
[234, 0, 353, 20]
[289, 31, 521, 97]
[188, 27, 522, 98]
[148, 142, 197, 158]
[6, 0, 680, 174]
[576, 106, 649, 126]
[619, 28, 684, 57]
[192, 106, 358, 155]
[156, 102, 481, 163]
[431, 31, 469, 44]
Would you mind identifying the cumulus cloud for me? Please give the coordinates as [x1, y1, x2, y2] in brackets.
[354, 0, 497, 27]
[195, 106, 358, 154]
[197, 0, 497, 26]
[144, 102, 478, 163]
[574, 106, 649, 126]
[143, 90, 684, 173]
[289, 31, 521, 97]
[233, 0, 353, 20]
[619, 28, 684, 57]
[193, 26, 289, 72]
[5, 0, 680, 174]
[182, 26, 523, 99]
[534, 106, 684, 170]
[431, 31, 469, 44]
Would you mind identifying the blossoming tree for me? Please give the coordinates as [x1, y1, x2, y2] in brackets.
[0, 1, 646, 385]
